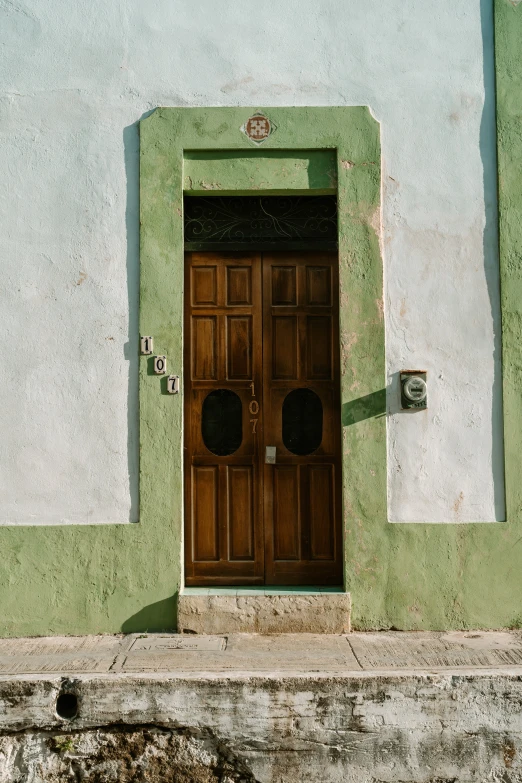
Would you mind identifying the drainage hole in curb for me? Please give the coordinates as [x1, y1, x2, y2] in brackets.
[56, 692, 79, 720]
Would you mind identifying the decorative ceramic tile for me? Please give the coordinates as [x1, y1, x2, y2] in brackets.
[241, 113, 276, 144]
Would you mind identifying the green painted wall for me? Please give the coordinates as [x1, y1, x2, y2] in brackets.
[184, 150, 337, 195]
[495, 0, 522, 531]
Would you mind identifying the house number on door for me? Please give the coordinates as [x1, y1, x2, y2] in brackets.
[249, 383, 259, 433]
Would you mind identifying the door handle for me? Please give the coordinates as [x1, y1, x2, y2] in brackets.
[265, 446, 276, 465]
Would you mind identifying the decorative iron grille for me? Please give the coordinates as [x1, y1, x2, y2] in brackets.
[184, 196, 337, 249]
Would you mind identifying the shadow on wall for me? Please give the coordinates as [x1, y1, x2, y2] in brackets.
[123, 122, 140, 523]
[342, 389, 386, 426]
[342, 373, 424, 425]
[123, 112, 155, 523]
[121, 595, 178, 634]
[480, 0, 506, 521]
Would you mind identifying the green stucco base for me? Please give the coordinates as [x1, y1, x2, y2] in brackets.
[0, 31, 520, 636]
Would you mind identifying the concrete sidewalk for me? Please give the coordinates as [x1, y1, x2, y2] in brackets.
[1, 629, 522, 675]
[2, 631, 522, 782]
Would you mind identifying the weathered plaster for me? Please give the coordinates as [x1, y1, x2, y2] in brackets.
[3, 671, 522, 782]
[0, 727, 258, 782]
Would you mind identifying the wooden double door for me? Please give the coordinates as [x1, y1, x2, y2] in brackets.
[184, 250, 342, 585]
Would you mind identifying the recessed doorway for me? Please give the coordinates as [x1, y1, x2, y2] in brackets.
[183, 197, 342, 586]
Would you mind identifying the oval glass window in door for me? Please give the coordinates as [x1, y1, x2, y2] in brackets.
[282, 388, 323, 455]
[202, 389, 243, 456]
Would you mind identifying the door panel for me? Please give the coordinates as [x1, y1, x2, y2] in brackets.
[192, 265, 218, 306]
[262, 253, 342, 585]
[273, 465, 301, 560]
[228, 466, 255, 560]
[192, 466, 219, 561]
[307, 316, 332, 379]
[226, 316, 252, 379]
[272, 317, 298, 379]
[227, 266, 252, 305]
[272, 266, 297, 305]
[184, 252, 264, 584]
[308, 464, 335, 560]
[184, 250, 342, 586]
[306, 265, 332, 306]
[192, 317, 217, 380]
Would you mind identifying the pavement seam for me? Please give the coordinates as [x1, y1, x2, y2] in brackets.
[109, 634, 138, 673]
[346, 636, 365, 670]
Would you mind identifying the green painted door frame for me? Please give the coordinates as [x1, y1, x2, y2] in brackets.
[139, 106, 385, 608]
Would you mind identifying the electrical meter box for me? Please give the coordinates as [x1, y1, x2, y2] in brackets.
[400, 370, 427, 410]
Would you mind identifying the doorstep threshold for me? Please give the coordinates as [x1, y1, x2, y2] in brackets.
[178, 588, 351, 633]
[182, 586, 345, 596]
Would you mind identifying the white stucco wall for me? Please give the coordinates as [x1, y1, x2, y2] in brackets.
[0, 0, 503, 524]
